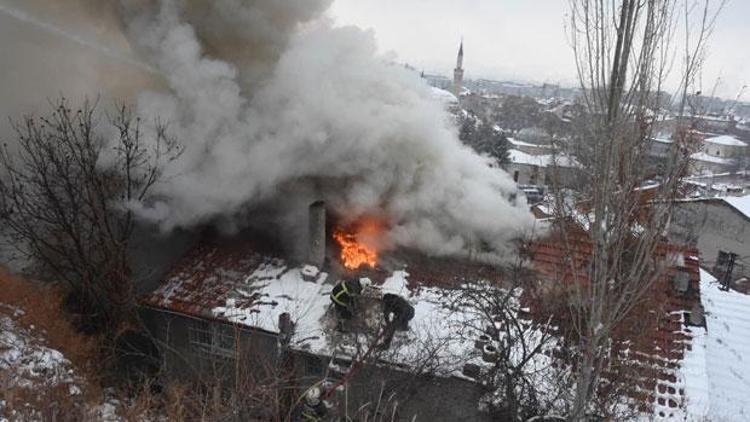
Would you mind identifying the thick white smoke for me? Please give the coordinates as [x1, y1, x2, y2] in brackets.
[120, 0, 537, 261]
[2, 0, 538, 261]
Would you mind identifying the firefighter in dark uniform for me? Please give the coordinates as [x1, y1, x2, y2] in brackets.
[292, 387, 328, 421]
[330, 279, 361, 320]
[380, 293, 415, 349]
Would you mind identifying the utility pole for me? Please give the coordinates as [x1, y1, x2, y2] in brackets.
[721, 252, 737, 291]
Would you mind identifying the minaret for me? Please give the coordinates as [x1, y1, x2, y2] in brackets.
[453, 38, 464, 99]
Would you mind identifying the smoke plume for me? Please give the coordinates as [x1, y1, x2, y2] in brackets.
[1, 0, 538, 261]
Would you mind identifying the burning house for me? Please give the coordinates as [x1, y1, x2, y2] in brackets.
[140, 204, 496, 421]
[137, 198, 712, 420]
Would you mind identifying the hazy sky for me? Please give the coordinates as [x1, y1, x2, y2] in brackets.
[328, 0, 749, 99]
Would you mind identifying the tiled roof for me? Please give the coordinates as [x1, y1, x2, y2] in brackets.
[141, 235, 507, 318]
[527, 229, 702, 418]
[140, 233, 269, 323]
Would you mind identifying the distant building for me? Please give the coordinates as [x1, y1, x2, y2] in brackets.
[689, 134, 748, 175]
[701, 134, 747, 159]
[453, 39, 464, 99]
[671, 194, 750, 286]
[504, 149, 579, 186]
[676, 114, 738, 133]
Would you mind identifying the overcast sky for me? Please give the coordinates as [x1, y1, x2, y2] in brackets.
[328, 0, 749, 100]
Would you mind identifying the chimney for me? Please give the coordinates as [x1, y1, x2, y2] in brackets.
[308, 201, 326, 268]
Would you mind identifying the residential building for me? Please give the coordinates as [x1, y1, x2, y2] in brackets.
[671, 194, 750, 287]
[140, 233, 493, 422]
[504, 149, 579, 186]
[701, 134, 747, 159]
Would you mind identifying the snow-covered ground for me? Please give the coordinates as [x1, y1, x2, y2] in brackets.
[1, 304, 81, 420]
[680, 269, 750, 421]
[0, 305, 78, 392]
[0, 303, 121, 421]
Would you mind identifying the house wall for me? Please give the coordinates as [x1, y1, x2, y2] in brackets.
[294, 353, 490, 422]
[505, 163, 580, 188]
[671, 201, 750, 279]
[702, 142, 746, 159]
[140, 307, 279, 385]
[648, 140, 673, 159]
[689, 159, 731, 175]
[142, 307, 490, 422]
[506, 163, 545, 185]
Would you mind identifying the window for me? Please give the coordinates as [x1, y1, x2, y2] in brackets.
[513, 170, 519, 182]
[188, 319, 236, 359]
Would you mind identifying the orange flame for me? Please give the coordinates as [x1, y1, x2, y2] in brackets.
[333, 220, 381, 270]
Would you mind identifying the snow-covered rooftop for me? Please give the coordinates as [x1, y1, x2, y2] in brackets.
[679, 269, 750, 421]
[507, 137, 552, 149]
[429, 86, 458, 105]
[723, 194, 750, 220]
[141, 240, 502, 375]
[704, 135, 748, 147]
[651, 137, 674, 144]
[508, 149, 578, 168]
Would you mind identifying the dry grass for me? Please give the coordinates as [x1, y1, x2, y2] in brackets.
[0, 267, 99, 371]
[0, 267, 109, 420]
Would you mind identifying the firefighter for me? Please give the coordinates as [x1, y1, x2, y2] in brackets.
[293, 387, 328, 421]
[380, 293, 415, 349]
[329, 278, 362, 320]
[382, 293, 415, 331]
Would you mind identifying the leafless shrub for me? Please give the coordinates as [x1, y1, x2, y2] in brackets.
[0, 98, 181, 331]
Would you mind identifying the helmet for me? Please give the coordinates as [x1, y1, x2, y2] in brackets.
[305, 387, 321, 406]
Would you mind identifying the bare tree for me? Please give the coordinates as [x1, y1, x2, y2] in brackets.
[0, 98, 180, 330]
[558, 0, 725, 419]
[450, 282, 568, 421]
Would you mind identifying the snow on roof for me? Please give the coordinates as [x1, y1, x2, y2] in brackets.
[651, 137, 674, 144]
[212, 260, 334, 354]
[209, 265, 519, 376]
[142, 236, 560, 380]
[690, 152, 733, 165]
[680, 269, 750, 421]
[430, 87, 458, 104]
[723, 194, 750, 220]
[508, 149, 578, 168]
[507, 137, 552, 149]
[704, 135, 748, 147]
